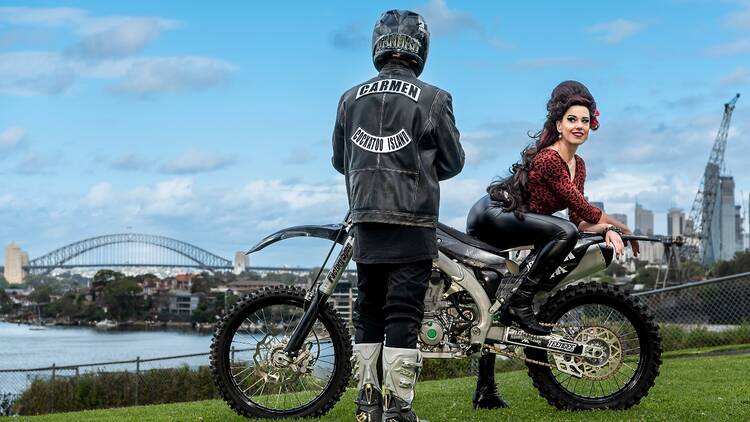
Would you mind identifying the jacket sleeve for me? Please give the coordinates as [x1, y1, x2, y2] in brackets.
[331, 95, 346, 175]
[432, 91, 464, 181]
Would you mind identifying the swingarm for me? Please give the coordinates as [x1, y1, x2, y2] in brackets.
[496, 327, 606, 378]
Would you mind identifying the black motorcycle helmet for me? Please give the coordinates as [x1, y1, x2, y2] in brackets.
[372, 10, 430, 77]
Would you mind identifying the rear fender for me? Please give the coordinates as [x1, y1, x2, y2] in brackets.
[247, 224, 345, 254]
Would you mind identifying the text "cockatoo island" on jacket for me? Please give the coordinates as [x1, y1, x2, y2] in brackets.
[350, 128, 413, 153]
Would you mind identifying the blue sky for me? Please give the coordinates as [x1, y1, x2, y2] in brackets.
[1, 0, 749, 267]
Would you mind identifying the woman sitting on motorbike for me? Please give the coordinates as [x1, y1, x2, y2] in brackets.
[466, 80, 640, 409]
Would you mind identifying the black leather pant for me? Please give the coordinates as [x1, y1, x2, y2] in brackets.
[353, 260, 432, 348]
[467, 195, 578, 284]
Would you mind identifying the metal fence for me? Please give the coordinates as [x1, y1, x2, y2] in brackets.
[2, 272, 749, 416]
[633, 271, 750, 352]
[0, 351, 216, 416]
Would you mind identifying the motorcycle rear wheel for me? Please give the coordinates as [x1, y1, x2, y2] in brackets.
[525, 282, 662, 410]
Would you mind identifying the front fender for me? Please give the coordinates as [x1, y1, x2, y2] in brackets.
[247, 224, 346, 254]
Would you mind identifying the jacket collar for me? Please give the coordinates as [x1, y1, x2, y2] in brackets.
[379, 61, 417, 78]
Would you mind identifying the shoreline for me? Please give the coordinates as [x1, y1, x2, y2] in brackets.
[0, 318, 216, 333]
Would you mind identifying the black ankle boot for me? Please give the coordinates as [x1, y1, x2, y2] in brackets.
[472, 354, 508, 410]
[504, 276, 551, 336]
[354, 383, 382, 422]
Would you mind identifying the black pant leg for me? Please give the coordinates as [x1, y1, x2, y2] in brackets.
[383, 260, 432, 348]
[520, 214, 579, 282]
[469, 206, 578, 283]
[354, 263, 388, 344]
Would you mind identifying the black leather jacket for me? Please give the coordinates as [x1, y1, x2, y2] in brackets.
[332, 62, 464, 227]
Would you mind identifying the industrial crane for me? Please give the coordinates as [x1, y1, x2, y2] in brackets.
[684, 93, 740, 266]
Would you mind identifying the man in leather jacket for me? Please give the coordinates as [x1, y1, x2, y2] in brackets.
[332, 9, 464, 422]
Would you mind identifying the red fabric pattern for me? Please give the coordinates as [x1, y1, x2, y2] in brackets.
[526, 148, 602, 227]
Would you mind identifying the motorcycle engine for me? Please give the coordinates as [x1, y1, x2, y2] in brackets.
[418, 269, 477, 354]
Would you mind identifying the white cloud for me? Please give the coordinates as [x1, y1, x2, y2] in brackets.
[0, 52, 78, 95]
[127, 178, 197, 217]
[16, 151, 60, 174]
[83, 182, 114, 207]
[0, 7, 231, 97]
[111, 56, 235, 96]
[721, 68, 750, 86]
[0, 126, 26, 150]
[417, 0, 511, 48]
[587, 19, 642, 44]
[725, 0, 750, 29]
[0, 7, 86, 27]
[0, 193, 16, 210]
[68, 17, 179, 58]
[160, 149, 237, 174]
[226, 179, 347, 211]
[330, 23, 367, 50]
[110, 153, 151, 171]
[705, 39, 750, 57]
[0, 52, 235, 96]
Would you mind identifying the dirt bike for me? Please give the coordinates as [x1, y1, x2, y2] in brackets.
[210, 213, 662, 419]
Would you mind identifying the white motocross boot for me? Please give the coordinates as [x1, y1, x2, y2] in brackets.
[382, 346, 426, 422]
[353, 343, 382, 422]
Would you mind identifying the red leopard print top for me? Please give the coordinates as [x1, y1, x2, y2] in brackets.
[526, 148, 602, 227]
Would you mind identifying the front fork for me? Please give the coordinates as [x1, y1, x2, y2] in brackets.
[283, 223, 355, 356]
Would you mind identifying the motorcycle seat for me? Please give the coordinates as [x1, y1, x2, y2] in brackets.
[436, 222, 507, 267]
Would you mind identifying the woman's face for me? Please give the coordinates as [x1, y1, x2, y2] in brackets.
[556, 105, 591, 146]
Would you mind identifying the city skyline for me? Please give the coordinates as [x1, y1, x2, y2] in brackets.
[2, 1, 750, 267]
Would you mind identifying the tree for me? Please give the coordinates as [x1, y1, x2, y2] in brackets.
[191, 273, 213, 294]
[711, 251, 750, 277]
[100, 277, 145, 321]
[93, 270, 125, 284]
[0, 289, 13, 314]
[29, 286, 53, 304]
[632, 267, 659, 288]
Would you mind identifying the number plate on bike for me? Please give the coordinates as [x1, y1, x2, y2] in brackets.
[504, 327, 583, 355]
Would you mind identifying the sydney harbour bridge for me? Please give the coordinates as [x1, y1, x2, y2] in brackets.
[6, 233, 253, 279]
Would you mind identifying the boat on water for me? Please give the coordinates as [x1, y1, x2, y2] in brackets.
[95, 319, 118, 329]
[29, 305, 47, 330]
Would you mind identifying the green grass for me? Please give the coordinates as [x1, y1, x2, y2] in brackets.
[7, 353, 750, 422]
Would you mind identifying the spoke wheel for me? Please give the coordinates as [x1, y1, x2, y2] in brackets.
[526, 282, 662, 410]
[211, 286, 352, 419]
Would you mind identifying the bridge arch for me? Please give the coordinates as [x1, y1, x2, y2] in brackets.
[27, 233, 232, 274]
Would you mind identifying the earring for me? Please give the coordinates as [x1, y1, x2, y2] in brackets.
[558, 133, 562, 138]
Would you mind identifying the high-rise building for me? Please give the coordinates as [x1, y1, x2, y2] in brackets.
[3, 243, 28, 284]
[717, 176, 736, 261]
[667, 208, 685, 238]
[610, 213, 628, 226]
[736, 205, 744, 254]
[703, 172, 740, 263]
[590, 201, 605, 212]
[233, 251, 248, 275]
[635, 202, 654, 236]
[703, 163, 721, 264]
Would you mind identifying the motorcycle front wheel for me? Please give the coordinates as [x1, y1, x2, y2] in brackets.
[525, 282, 662, 410]
[210, 286, 352, 419]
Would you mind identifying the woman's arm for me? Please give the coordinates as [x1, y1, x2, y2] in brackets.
[578, 212, 640, 257]
[578, 212, 629, 233]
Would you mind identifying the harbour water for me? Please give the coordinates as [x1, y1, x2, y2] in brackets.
[0, 321, 214, 370]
